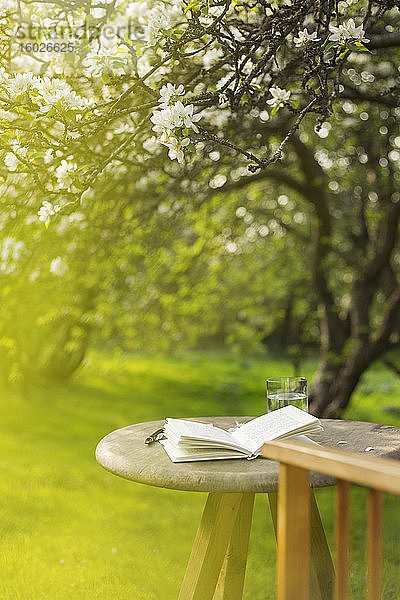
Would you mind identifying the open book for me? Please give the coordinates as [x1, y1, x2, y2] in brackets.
[160, 405, 322, 463]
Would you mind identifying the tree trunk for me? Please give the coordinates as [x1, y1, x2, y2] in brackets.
[309, 342, 376, 417]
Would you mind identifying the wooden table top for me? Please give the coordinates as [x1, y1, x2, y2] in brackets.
[95, 417, 400, 493]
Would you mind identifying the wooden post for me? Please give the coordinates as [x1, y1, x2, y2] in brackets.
[269, 490, 334, 600]
[309, 492, 335, 600]
[213, 493, 255, 600]
[367, 488, 383, 600]
[277, 464, 310, 600]
[178, 492, 243, 600]
[268, 492, 278, 536]
[334, 480, 350, 600]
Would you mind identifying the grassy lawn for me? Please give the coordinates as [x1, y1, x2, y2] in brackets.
[0, 350, 399, 599]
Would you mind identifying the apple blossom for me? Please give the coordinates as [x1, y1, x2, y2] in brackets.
[37, 201, 61, 226]
[4, 152, 19, 171]
[329, 19, 369, 46]
[159, 83, 185, 107]
[293, 29, 320, 48]
[55, 160, 77, 190]
[267, 87, 291, 109]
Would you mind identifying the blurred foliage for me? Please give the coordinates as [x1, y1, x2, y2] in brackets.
[0, 181, 315, 383]
[0, 0, 398, 401]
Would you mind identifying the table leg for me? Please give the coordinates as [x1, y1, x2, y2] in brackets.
[213, 493, 255, 600]
[178, 492, 247, 600]
[268, 491, 335, 600]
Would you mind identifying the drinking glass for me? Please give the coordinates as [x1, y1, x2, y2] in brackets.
[266, 377, 308, 412]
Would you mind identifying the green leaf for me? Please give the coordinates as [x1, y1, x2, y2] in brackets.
[271, 105, 280, 116]
[135, 44, 145, 58]
[325, 41, 338, 51]
[354, 41, 371, 53]
[73, 178, 85, 190]
[346, 42, 359, 51]
[184, 1, 200, 13]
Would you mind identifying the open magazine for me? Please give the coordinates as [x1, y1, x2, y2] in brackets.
[160, 405, 322, 462]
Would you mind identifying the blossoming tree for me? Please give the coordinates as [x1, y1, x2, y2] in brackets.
[0, 0, 399, 414]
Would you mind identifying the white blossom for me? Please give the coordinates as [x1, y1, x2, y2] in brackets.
[142, 136, 160, 154]
[159, 83, 185, 106]
[150, 92, 201, 163]
[4, 152, 19, 171]
[242, 59, 255, 75]
[345, 19, 369, 43]
[150, 105, 181, 134]
[100, 32, 120, 50]
[328, 24, 350, 44]
[293, 28, 320, 48]
[11, 53, 42, 76]
[10, 139, 28, 156]
[173, 101, 201, 133]
[49, 256, 68, 277]
[3, 144, 27, 173]
[126, 1, 151, 23]
[136, 54, 152, 79]
[0, 0, 17, 13]
[45, 53, 74, 78]
[5, 72, 40, 101]
[90, 6, 106, 18]
[0, 108, 17, 121]
[37, 201, 61, 226]
[82, 44, 130, 77]
[267, 87, 291, 108]
[36, 77, 91, 112]
[151, 101, 200, 134]
[44, 149, 54, 164]
[0, 237, 25, 274]
[163, 136, 190, 163]
[1, 72, 91, 114]
[55, 160, 77, 189]
[329, 19, 369, 45]
[0, 66, 9, 84]
[202, 47, 224, 70]
[144, 9, 171, 46]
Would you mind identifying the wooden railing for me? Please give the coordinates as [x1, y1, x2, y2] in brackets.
[261, 440, 400, 600]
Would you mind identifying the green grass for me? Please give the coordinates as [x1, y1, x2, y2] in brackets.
[0, 350, 399, 599]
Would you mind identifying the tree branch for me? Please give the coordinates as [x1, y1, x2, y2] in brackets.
[367, 33, 400, 49]
[341, 84, 399, 108]
[382, 357, 400, 378]
[365, 201, 400, 284]
[212, 168, 310, 199]
[198, 99, 317, 173]
[371, 286, 400, 357]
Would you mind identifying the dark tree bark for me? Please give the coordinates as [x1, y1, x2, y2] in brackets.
[294, 140, 400, 417]
[216, 129, 400, 418]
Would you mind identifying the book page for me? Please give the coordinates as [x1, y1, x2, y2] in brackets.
[231, 406, 320, 454]
[164, 418, 251, 452]
[160, 439, 249, 462]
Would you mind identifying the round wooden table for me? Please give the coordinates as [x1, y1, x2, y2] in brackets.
[96, 417, 400, 600]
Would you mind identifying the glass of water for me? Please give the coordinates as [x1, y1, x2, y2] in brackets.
[266, 377, 308, 412]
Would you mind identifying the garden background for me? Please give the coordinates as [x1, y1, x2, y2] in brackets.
[0, 0, 399, 597]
